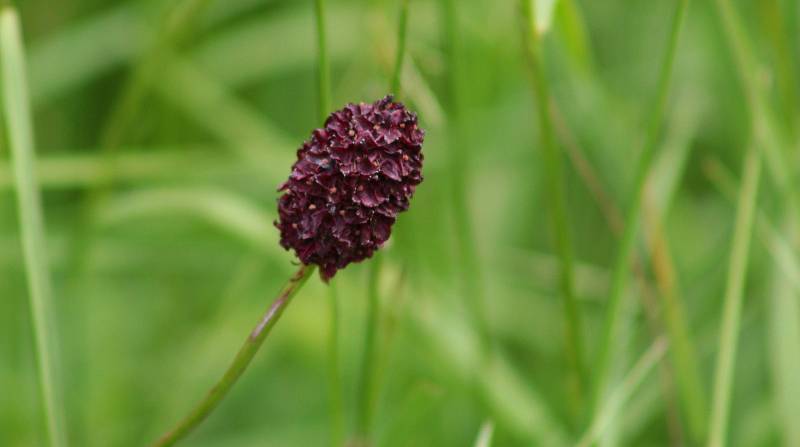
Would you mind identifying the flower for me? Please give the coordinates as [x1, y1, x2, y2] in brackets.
[276, 95, 425, 280]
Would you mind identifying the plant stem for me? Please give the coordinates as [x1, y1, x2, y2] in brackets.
[1, 7, 68, 447]
[390, 0, 409, 96]
[313, 3, 343, 445]
[707, 146, 761, 447]
[644, 206, 707, 440]
[314, 0, 331, 121]
[592, 0, 688, 410]
[151, 265, 316, 447]
[355, 254, 382, 441]
[712, 0, 797, 214]
[327, 282, 344, 447]
[440, 0, 489, 349]
[519, 0, 585, 408]
[578, 338, 669, 447]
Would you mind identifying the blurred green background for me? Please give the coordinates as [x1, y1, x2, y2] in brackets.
[1, 0, 799, 445]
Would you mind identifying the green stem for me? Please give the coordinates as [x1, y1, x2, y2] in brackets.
[314, 0, 331, 122]
[66, 0, 213, 286]
[151, 265, 316, 447]
[355, 255, 382, 441]
[440, 0, 489, 349]
[760, 0, 799, 138]
[519, 0, 585, 408]
[313, 3, 342, 445]
[707, 146, 762, 447]
[645, 212, 707, 440]
[592, 0, 688, 410]
[327, 283, 344, 447]
[0, 6, 68, 446]
[712, 0, 797, 214]
[390, 0, 410, 96]
[578, 338, 669, 447]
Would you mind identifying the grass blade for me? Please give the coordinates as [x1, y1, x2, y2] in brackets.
[473, 420, 495, 447]
[767, 238, 800, 447]
[643, 109, 707, 441]
[592, 0, 688, 411]
[313, 0, 331, 121]
[439, 0, 489, 345]
[578, 338, 669, 447]
[712, 0, 797, 213]
[703, 157, 800, 446]
[554, 0, 595, 77]
[96, 186, 280, 255]
[97, 0, 212, 152]
[156, 59, 295, 159]
[0, 5, 68, 446]
[355, 254, 382, 442]
[390, 0, 410, 96]
[520, 0, 585, 410]
[707, 145, 762, 447]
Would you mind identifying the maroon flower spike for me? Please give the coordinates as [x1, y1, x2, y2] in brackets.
[276, 95, 425, 280]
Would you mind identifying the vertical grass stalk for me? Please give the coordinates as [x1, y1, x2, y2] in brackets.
[390, 0, 409, 96]
[712, 0, 797, 215]
[0, 6, 68, 446]
[352, 7, 412, 438]
[645, 212, 707, 440]
[314, 0, 331, 120]
[440, 0, 489, 349]
[152, 265, 316, 447]
[314, 2, 344, 445]
[326, 283, 344, 446]
[578, 338, 669, 447]
[592, 0, 688, 410]
[707, 146, 761, 447]
[355, 254, 382, 441]
[69, 0, 213, 266]
[519, 0, 585, 408]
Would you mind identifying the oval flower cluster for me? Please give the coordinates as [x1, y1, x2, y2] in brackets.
[276, 95, 424, 280]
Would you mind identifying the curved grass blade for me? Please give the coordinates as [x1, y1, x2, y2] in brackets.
[473, 420, 495, 447]
[355, 254, 382, 442]
[707, 145, 762, 447]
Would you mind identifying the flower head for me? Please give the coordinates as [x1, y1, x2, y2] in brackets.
[276, 95, 424, 280]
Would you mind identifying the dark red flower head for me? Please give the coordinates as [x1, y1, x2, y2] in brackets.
[276, 95, 424, 280]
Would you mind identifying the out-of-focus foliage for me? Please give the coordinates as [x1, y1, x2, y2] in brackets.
[1, 0, 799, 445]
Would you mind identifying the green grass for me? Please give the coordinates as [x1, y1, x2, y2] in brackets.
[0, 5, 68, 446]
[519, 0, 585, 417]
[151, 265, 316, 446]
[2, 0, 800, 446]
[708, 145, 761, 447]
[591, 1, 689, 419]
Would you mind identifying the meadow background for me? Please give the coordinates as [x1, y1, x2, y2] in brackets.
[1, 0, 799, 445]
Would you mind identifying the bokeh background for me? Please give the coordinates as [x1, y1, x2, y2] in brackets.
[1, 0, 799, 446]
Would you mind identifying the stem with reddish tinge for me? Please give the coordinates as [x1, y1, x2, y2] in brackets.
[151, 265, 316, 447]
